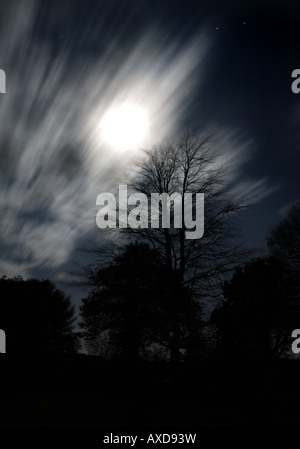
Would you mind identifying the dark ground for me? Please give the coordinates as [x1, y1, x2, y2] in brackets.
[0, 355, 299, 431]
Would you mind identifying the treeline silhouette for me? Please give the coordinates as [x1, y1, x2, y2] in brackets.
[0, 277, 78, 354]
[78, 134, 300, 363]
[1, 133, 300, 429]
[4, 133, 299, 363]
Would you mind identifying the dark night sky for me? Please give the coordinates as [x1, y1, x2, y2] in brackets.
[0, 0, 299, 313]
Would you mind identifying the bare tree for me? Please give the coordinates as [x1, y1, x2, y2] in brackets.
[267, 201, 300, 278]
[118, 130, 251, 363]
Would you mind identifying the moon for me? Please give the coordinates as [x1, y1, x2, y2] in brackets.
[101, 103, 149, 151]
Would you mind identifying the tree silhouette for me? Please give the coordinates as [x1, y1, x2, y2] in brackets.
[0, 276, 77, 354]
[80, 242, 204, 360]
[80, 243, 166, 360]
[117, 130, 250, 363]
[211, 257, 299, 359]
[267, 201, 300, 283]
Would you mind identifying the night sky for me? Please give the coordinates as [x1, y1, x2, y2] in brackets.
[0, 0, 299, 313]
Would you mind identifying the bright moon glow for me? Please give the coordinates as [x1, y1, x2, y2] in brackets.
[101, 104, 149, 151]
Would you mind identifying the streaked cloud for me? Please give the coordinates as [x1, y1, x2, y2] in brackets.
[0, 1, 210, 278]
[0, 0, 276, 286]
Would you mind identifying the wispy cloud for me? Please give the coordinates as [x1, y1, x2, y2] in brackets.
[0, 1, 211, 278]
[0, 0, 278, 287]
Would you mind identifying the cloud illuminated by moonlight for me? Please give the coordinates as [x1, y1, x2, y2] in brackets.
[0, 0, 275, 288]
